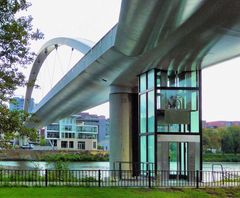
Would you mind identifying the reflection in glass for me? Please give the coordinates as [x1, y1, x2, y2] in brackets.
[140, 136, 146, 170]
[156, 89, 198, 111]
[169, 142, 177, 171]
[148, 91, 154, 132]
[148, 135, 155, 166]
[147, 69, 155, 89]
[156, 70, 198, 88]
[140, 73, 146, 92]
[191, 111, 199, 133]
[140, 94, 146, 133]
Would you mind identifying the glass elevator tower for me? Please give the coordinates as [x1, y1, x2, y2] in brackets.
[139, 69, 202, 179]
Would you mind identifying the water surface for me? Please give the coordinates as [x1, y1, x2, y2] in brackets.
[0, 161, 239, 171]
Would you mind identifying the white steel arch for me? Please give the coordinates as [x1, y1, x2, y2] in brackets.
[24, 37, 94, 112]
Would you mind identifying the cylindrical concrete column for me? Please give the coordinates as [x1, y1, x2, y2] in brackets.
[109, 86, 136, 170]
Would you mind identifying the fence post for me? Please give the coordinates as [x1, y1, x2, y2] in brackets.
[45, 169, 48, 187]
[222, 171, 225, 186]
[196, 170, 199, 189]
[119, 162, 122, 180]
[148, 170, 151, 188]
[98, 170, 101, 187]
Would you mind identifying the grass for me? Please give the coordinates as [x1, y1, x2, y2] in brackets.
[203, 153, 240, 162]
[0, 187, 239, 198]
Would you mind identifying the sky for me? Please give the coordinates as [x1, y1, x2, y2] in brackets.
[15, 0, 240, 121]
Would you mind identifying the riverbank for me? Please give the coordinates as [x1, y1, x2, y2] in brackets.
[0, 150, 108, 162]
[0, 150, 239, 163]
[203, 153, 240, 162]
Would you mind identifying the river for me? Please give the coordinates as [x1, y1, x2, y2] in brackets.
[0, 161, 239, 171]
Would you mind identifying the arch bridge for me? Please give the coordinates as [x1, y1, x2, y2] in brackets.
[25, 0, 240, 176]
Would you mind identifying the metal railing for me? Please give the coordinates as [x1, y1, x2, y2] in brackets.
[0, 169, 239, 187]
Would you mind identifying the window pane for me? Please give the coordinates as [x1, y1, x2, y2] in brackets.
[191, 111, 199, 132]
[169, 142, 177, 171]
[178, 71, 198, 87]
[69, 141, 74, 148]
[147, 69, 155, 89]
[156, 89, 198, 111]
[148, 135, 155, 170]
[140, 136, 146, 170]
[148, 91, 155, 132]
[61, 141, 68, 148]
[156, 70, 198, 88]
[140, 73, 146, 92]
[156, 89, 199, 133]
[140, 94, 146, 133]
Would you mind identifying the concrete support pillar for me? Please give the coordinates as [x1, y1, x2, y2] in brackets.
[109, 86, 137, 170]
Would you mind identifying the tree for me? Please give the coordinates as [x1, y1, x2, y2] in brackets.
[202, 128, 222, 152]
[220, 126, 240, 154]
[226, 126, 240, 154]
[221, 130, 234, 153]
[0, 0, 43, 147]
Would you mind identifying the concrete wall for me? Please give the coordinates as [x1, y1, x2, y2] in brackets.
[57, 139, 97, 150]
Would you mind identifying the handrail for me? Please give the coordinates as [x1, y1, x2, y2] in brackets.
[212, 163, 224, 183]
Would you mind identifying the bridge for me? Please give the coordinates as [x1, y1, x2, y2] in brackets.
[25, 0, 240, 177]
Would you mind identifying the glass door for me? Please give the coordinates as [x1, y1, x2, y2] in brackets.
[169, 142, 188, 179]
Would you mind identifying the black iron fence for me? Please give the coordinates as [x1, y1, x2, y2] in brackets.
[0, 169, 239, 188]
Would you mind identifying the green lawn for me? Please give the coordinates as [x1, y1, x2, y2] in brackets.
[203, 153, 240, 162]
[0, 187, 239, 198]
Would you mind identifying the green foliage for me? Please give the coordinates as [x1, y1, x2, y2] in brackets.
[44, 151, 109, 162]
[203, 153, 240, 162]
[0, 0, 43, 147]
[52, 161, 69, 170]
[203, 128, 223, 152]
[222, 126, 240, 154]
[39, 137, 46, 146]
[0, 106, 37, 147]
[0, 170, 44, 182]
[0, 0, 43, 101]
[203, 126, 240, 155]
[169, 143, 177, 160]
[97, 145, 104, 150]
[79, 176, 98, 182]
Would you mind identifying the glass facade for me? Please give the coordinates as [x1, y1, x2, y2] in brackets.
[140, 94, 146, 133]
[139, 69, 156, 171]
[139, 69, 201, 174]
[156, 70, 200, 134]
[148, 91, 155, 133]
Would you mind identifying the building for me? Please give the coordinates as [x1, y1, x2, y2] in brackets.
[9, 96, 35, 113]
[9, 96, 36, 146]
[75, 113, 110, 150]
[45, 115, 99, 150]
[45, 113, 110, 150]
[203, 120, 240, 128]
[137, 69, 201, 178]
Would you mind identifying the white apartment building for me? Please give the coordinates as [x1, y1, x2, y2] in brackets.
[45, 115, 98, 150]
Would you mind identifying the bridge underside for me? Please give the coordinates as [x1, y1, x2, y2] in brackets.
[27, 0, 240, 128]
[25, 0, 240, 176]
